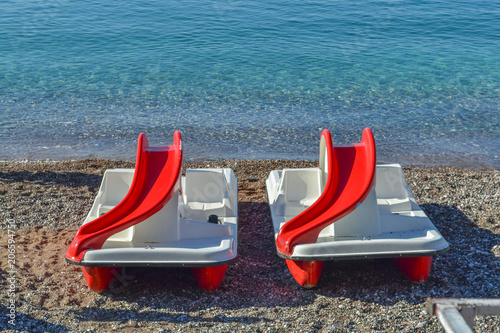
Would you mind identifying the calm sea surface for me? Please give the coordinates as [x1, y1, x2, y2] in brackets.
[1, 0, 499, 168]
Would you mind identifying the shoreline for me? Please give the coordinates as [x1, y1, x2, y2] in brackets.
[1, 160, 499, 332]
[0, 157, 498, 171]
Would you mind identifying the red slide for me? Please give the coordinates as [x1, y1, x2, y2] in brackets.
[276, 128, 376, 287]
[66, 131, 183, 264]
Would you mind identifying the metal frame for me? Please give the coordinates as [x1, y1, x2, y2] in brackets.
[427, 298, 500, 333]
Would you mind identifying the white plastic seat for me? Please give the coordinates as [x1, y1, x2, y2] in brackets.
[375, 165, 412, 213]
[85, 169, 136, 242]
[182, 169, 229, 221]
[275, 168, 322, 217]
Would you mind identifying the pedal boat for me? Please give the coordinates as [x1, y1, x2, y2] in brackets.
[66, 132, 238, 292]
[266, 128, 449, 288]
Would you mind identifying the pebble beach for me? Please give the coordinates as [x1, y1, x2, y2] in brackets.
[0, 159, 499, 332]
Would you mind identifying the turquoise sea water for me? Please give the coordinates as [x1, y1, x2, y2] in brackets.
[1, 0, 499, 168]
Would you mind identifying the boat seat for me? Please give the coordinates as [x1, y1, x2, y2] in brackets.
[275, 169, 322, 217]
[375, 165, 412, 213]
[183, 169, 230, 221]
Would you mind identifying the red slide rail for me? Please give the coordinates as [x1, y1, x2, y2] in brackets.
[276, 128, 376, 256]
[66, 131, 183, 264]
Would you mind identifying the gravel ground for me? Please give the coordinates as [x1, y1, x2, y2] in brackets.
[0, 159, 499, 332]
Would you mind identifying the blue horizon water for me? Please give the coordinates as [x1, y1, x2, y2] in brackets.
[1, 0, 499, 169]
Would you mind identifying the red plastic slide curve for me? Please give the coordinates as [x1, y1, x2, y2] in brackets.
[66, 131, 183, 264]
[276, 128, 375, 288]
[276, 128, 376, 257]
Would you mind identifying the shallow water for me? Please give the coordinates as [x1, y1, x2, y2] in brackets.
[1, 0, 499, 168]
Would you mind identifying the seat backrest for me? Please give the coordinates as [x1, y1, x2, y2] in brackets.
[375, 165, 409, 199]
[184, 169, 226, 204]
[101, 170, 134, 206]
[282, 169, 322, 204]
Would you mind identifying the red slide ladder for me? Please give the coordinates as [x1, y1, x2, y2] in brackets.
[277, 128, 376, 287]
[66, 132, 183, 291]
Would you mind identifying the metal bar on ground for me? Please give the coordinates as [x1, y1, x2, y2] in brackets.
[427, 298, 500, 333]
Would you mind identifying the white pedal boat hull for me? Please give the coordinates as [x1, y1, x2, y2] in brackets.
[267, 164, 449, 261]
[79, 168, 238, 267]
